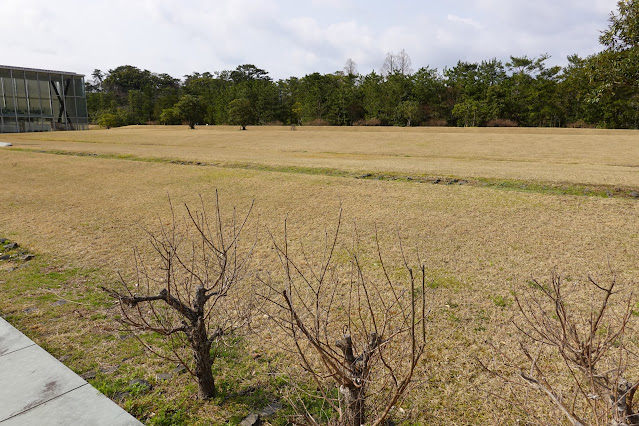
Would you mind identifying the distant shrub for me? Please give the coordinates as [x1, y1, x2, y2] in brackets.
[159, 107, 183, 125]
[424, 118, 448, 127]
[486, 119, 518, 127]
[264, 120, 284, 126]
[566, 120, 596, 128]
[97, 110, 128, 129]
[307, 118, 330, 126]
[353, 118, 382, 126]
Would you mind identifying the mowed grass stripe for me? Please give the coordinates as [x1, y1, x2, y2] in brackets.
[10, 146, 639, 200]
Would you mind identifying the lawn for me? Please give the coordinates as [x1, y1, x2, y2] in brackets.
[1, 125, 639, 424]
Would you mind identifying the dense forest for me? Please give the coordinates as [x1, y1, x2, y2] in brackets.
[86, 0, 639, 129]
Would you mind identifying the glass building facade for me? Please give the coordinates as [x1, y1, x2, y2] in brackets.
[0, 65, 88, 133]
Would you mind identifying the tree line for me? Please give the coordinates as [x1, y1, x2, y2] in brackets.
[87, 0, 639, 129]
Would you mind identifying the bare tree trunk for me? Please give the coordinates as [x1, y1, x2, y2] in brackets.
[611, 378, 639, 426]
[336, 333, 379, 426]
[190, 319, 216, 399]
[339, 384, 365, 426]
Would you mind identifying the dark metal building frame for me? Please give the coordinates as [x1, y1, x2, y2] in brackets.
[0, 65, 88, 133]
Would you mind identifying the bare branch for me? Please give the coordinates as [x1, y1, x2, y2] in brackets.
[102, 193, 254, 399]
[261, 214, 428, 425]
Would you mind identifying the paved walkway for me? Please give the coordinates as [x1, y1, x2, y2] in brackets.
[0, 316, 142, 425]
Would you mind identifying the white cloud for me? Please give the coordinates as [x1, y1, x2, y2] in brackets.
[276, 17, 379, 75]
[447, 14, 483, 30]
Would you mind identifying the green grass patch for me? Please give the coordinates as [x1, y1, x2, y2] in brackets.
[491, 295, 512, 308]
[426, 269, 467, 291]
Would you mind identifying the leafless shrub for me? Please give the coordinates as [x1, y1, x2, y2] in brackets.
[486, 118, 518, 127]
[102, 192, 255, 399]
[485, 271, 639, 425]
[264, 120, 284, 126]
[258, 211, 428, 426]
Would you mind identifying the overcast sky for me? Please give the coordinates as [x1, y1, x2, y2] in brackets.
[3, 0, 619, 81]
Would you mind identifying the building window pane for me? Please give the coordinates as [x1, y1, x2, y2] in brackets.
[16, 97, 28, 115]
[75, 96, 87, 118]
[63, 77, 75, 97]
[2, 76, 15, 98]
[29, 96, 42, 115]
[52, 95, 61, 119]
[13, 71, 26, 97]
[74, 78, 84, 97]
[38, 76, 50, 98]
[40, 98, 52, 116]
[25, 72, 39, 98]
[3, 92, 15, 115]
[66, 97, 77, 117]
[50, 76, 63, 101]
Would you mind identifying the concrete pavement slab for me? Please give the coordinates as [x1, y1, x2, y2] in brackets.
[2, 384, 142, 425]
[0, 317, 35, 355]
[0, 317, 142, 425]
[0, 344, 88, 421]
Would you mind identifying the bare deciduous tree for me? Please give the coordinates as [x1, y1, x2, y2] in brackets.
[103, 193, 255, 399]
[259, 211, 428, 426]
[343, 58, 358, 76]
[485, 271, 639, 425]
[381, 49, 413, 76]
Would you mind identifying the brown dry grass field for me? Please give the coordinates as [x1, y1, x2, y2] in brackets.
[5, 125, 639, 186]
[2, 125, 639, 424]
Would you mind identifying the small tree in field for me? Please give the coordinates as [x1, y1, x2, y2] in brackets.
[174, 94, 206, 129]
[259, 211, 428, 426]
[103, 193, 255, 399]
[159, 107, 182, 125]
[228, 98, 252, 130]
[398, 100, 421, 127]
